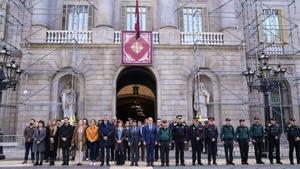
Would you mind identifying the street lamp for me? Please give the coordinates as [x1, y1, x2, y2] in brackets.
[0, 46, 23, 91]
[243, 52, 286, 155]
[243, 53, 286, 123]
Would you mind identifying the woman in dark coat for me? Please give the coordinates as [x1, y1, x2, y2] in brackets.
[49, 120, 58, 165]
[114, 120, 127, 166]
[33, 120, 47, 166]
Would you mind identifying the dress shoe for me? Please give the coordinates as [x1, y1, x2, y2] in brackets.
[260, 161, 265, 164]
[175, 163, 179, 166]
[277, 161, 283, 165]
[130, 163, 134, 166]
[198, 162, 203, 166]
[290, 162, 295, 165]
[22, 161, 27, 164]
[33, 162, 39, 166]
[135, 163, 138, 166]
[166, 163, 169, 166]
[213, 162, 218, 165]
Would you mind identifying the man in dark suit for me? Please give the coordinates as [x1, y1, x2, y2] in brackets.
[99, 115, 114, 166]
[59, 117, 73, 166]
[128, 120, 142, 166]
[142, 117, 157, 166]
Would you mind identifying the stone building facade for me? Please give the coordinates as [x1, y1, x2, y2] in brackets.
[0, 0, 299, 135]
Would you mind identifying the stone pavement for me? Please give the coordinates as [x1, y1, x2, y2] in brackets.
[0, 158, 299, 169]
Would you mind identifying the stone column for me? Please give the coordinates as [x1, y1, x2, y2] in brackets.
[93, 0, 115, 43]
[220, 0, 241, 45]
[158, 0, 180, 44]
[30, 0, 49, 43]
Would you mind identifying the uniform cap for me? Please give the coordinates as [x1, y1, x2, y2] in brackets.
[176, 115, 183, 119]
[239, 119, 245, 122]
[254, 117, 260, 120]
[271, 117, 276, 121]
[225, 118, 231, 121]
[193, 116, 199, 120]
[208, 117, 215, 121]
[289, 118, 296, 122]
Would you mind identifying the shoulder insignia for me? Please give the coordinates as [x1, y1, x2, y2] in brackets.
[268, 124, 271, 127]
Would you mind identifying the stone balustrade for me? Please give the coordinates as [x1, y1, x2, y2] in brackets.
[45, 30, 225, 46]
[180, 32, 224, 45]
[46, 30, 92, 44]
[114, 31, 160, 44]
[265, 43, 284, 55]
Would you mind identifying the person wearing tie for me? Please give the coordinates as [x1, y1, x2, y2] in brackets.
[99, 115, 114, 166]
[143, 117, 157, 166]
[138, 121, 145, 161]
[128, 120, 142, 166]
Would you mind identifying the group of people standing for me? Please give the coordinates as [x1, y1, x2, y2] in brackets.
[22, 114, 300, 167]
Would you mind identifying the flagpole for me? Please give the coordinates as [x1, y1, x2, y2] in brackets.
[135, 0, 140, 40]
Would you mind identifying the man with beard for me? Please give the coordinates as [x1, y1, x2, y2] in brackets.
[59, 117, 73, 166]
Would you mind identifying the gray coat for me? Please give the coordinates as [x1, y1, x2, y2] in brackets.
[33, 128, 47, 153]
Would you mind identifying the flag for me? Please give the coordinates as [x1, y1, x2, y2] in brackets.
[135, 0, 140, 39]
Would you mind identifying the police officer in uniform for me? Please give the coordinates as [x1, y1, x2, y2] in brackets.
[266, 117, 282, 164]
[205, 117, 218, 165]
[287, 118, 300, 165]
[236, 119, 250, 165]
[220, 118, 235, 165]
[172, 115, 188, 166]
[250, 117, 265, 164]
[189, 116, 204, 166]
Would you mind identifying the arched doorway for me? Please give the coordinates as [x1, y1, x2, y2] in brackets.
[270, 81, 293, 132]
[116, 66, 156, 122]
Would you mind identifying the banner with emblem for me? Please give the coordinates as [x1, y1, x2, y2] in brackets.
[122, 31, 153, 65]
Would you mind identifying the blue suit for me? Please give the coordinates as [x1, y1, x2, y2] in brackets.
[142, 124, 157, 163]
[99, 121, 114, 165]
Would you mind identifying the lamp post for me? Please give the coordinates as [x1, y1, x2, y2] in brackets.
[243, 53, 286, 123]
[0, 46, 23, 160]
[0, 46, 23, 90]
[243, 52, 286, 155]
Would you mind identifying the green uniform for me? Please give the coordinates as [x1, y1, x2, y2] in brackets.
[236, 126, 250, 164]
[221, 125, 235, 164]
[250, 123, 264, 163]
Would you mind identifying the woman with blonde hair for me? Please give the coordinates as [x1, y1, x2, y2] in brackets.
[72, 119, 87, 166]
[49, 119, 58, 166]
[86, 119, 99, 166]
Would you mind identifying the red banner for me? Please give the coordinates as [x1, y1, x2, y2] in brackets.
[122, 31, 153, 65]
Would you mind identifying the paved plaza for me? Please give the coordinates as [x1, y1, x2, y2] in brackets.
[0, 159, 299, 169]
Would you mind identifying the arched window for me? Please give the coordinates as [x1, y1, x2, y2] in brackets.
[270, 81, 292, 132]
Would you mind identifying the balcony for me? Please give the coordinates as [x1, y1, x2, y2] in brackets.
[265, 43, 284, 55]
[46, 30, 92, 44]
[114, 31, 160, 44]
[45, 30, 224, 46]
[180, 32, 224, 45]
